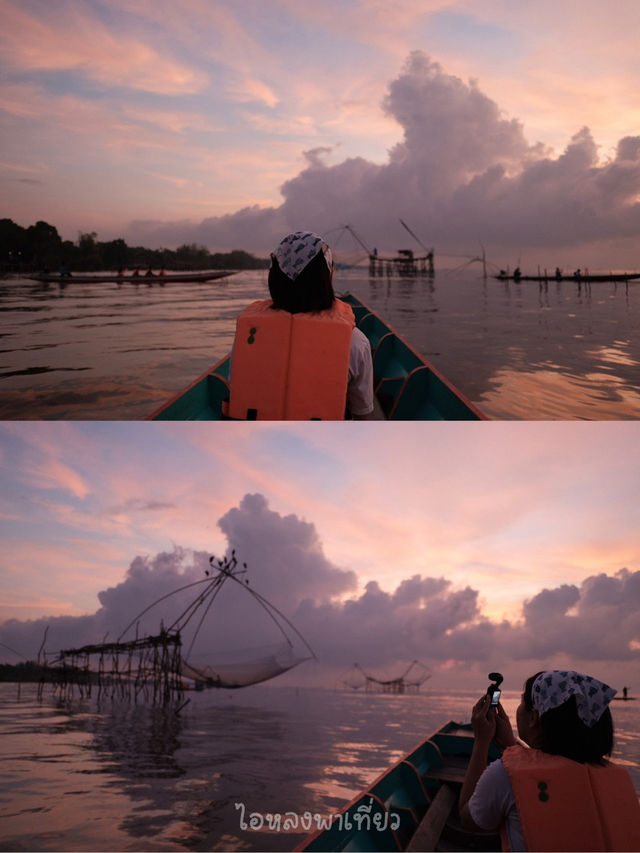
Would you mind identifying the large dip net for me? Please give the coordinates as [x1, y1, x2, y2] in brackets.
[42, 552, 315, 703]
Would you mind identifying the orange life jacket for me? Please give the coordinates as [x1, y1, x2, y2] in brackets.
[501, 745, 640, 851]
[227, 298, 355, 420]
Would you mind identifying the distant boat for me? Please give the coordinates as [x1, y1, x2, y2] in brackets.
[147, 293, 486, 421]
[494, 272, 640, 283]
[297, 720, 502, 852]
[29, 270, 235, 284]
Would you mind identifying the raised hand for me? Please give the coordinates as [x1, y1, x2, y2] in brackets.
[471, 694, 497, 744]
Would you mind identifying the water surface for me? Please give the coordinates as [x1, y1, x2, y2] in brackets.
[2, 270, 640, 419]
[1, 683, 638, 851]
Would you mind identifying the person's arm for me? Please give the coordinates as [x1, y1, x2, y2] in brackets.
[347, 329, 375, 418]
[459, 694, 499, 830]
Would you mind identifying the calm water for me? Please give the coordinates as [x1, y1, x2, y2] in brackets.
[1, 682, 638, 852]
[1, 270, 640, 419]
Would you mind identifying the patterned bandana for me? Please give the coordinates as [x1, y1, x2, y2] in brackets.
[271, 231, 333, 281]
[532, 670, 617, 727]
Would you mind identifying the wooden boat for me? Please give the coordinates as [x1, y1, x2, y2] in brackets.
[30, 270, 235, 284]
[297, 720, 502, 852]
[147, 293, 487, 420]
[494, 272, 640, 283]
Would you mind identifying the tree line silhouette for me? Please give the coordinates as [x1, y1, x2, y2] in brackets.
[0, 218, 269, 273]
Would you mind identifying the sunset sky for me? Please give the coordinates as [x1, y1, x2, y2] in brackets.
[1, 421, 638, 689]
[2, 1, 640, 268]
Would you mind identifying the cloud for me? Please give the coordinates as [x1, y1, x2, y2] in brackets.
[109, 499, 177, 514]
[522, 584, 580, 625]
[226, 76, 280, 108]
[383, 53, 536, 187]
[216, 493, 357, 610]
[20, 451, 91, 501]
[127, 50, 640, 262]
[1, 493, 638, 689]
[0, 1, 207, 95]
[515, 569, 640, 661]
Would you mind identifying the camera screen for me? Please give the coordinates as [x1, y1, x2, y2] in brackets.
[490, 688, 501, 706]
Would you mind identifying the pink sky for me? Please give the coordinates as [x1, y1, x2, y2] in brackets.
[1, 1, 640, 268]
[1, 421, 638, 689]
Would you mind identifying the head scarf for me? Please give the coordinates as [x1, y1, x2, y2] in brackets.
[531, 670, 616, 727]
[271, 231, 333, 281]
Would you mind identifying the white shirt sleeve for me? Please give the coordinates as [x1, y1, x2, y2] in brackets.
[348, 327, 374, 416]
[468, 759, 524, 852]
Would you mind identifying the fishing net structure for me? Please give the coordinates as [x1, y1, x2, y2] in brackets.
[181, 643, 304, 689]
[342, 660, 431, 694]
[42, 552, 315, 703]
[328, 223, 435, 276]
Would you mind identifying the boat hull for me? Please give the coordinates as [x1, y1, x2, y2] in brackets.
[297, 720, 502, 852]
[147, 293, 486, 421]
[30, 271, 234, 284]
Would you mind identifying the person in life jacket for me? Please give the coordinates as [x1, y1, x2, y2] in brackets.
[459, 670, 640, 851]
[227, 231, 374, 420]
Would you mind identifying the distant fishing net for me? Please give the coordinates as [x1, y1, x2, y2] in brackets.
[342, 660, 431, 693]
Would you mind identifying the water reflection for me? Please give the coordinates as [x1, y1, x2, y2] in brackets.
[478, 364, 640, 419]
[591, 341, 638, 368]
[1, 271, 640, 417]
[88, 701, 185, 779]
[1, 684, 638, 852]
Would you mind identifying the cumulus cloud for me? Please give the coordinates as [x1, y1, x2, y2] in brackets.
[513, 569, 640, 662]
[1, 495, 638, 688]
[216, 493, 357, 610]
[128, 51, 640, 261]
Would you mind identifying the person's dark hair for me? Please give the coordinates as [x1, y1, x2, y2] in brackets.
[523, 672, 614, 764]
[268, 250, 335, 314]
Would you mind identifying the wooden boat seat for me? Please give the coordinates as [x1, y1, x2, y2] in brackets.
[423, 754, 470, 784]
[406, 783, 457, 852]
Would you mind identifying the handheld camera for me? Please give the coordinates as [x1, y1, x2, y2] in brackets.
[487, 672, 503, 707]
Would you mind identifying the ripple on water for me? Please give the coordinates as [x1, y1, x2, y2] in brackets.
[1, 270, 640, 418]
